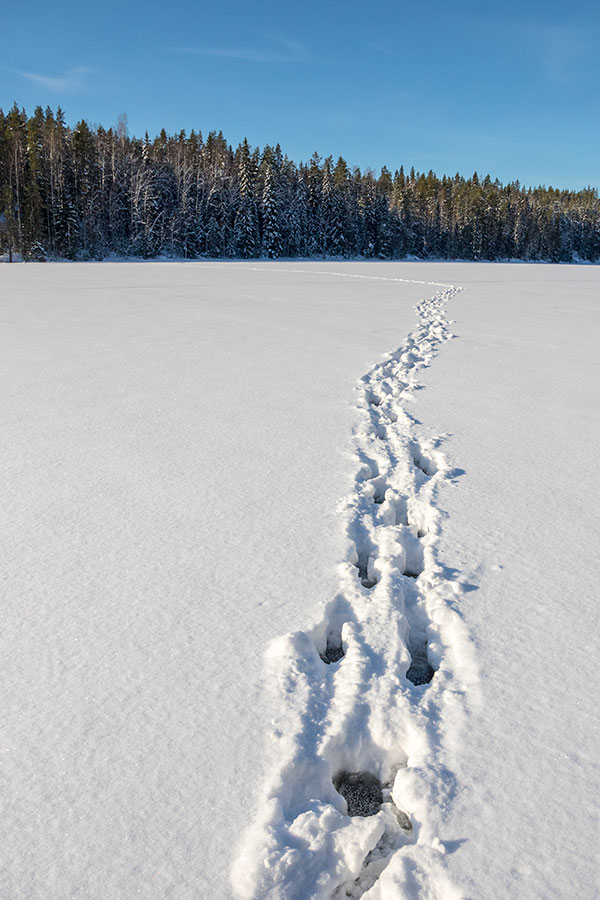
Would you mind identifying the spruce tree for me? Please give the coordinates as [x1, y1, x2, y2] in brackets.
[260, 148, 283, 258]
[234, 138, 259, 257]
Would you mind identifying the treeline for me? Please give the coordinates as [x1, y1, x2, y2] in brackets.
[1, 103, 599, 262]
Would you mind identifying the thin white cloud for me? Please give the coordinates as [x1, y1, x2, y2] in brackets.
[4, 65, 92, 92]
[174, 32, 309, 63]
[369, 42, 398, 56]
[466, 17, 594, 85]
[522, 24, 593, 83]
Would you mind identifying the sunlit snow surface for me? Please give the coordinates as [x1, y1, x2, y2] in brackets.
[1, 262, 599, 899]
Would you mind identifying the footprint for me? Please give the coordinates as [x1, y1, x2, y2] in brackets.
[399, 528, 425, 578]
[333, 771, 383, 817]
[320, 634, 345, 665]
[410, 443, 437, 477]
[370, 477, 388, 505]
[356, 552, 378, 589]
[406, 635, 435, 685]
[331, 774, 414, 899]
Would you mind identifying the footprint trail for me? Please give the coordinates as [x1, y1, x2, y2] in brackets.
[232, 274, 476, 900]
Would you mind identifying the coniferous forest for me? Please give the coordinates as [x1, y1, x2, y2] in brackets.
[1, 103, 599, 262]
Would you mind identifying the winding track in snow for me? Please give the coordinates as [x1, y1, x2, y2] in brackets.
[231, 269, 474, 900]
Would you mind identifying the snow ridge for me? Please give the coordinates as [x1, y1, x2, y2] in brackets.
[232, 279, 477, 900]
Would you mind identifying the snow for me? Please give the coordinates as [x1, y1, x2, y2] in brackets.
[1, 261, 598, 900]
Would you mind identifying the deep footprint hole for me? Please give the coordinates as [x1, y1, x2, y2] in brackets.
[320, 637, 345, 665]
[371, 476, 388, 505]
[356, 553, 378, 589]
[334, 771, 383, 817]
[406, 640, 435, 685]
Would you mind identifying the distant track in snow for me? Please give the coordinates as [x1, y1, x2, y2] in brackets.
[189, 261, 456, 290]
[231, 270, 476, 900]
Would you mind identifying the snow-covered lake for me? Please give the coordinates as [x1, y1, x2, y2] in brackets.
[1, 261, 598, 899]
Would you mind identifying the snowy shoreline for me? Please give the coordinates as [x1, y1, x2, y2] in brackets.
[3, 253, 600, 265]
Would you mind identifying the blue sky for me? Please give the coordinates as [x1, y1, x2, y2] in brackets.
[1, 0, 598, 190]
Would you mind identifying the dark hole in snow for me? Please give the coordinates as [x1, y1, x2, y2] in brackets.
[356, 553, 377, 589]
[403, 568, 422, 579]
[321, 639, 344, 665]
[371, 478, 387, 504]
[333, 771, 383, 817]
[406, 641, 435, 685]
[394, 807, 413, 832]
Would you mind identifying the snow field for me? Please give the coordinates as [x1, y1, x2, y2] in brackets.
[2, 261, 598, 900]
